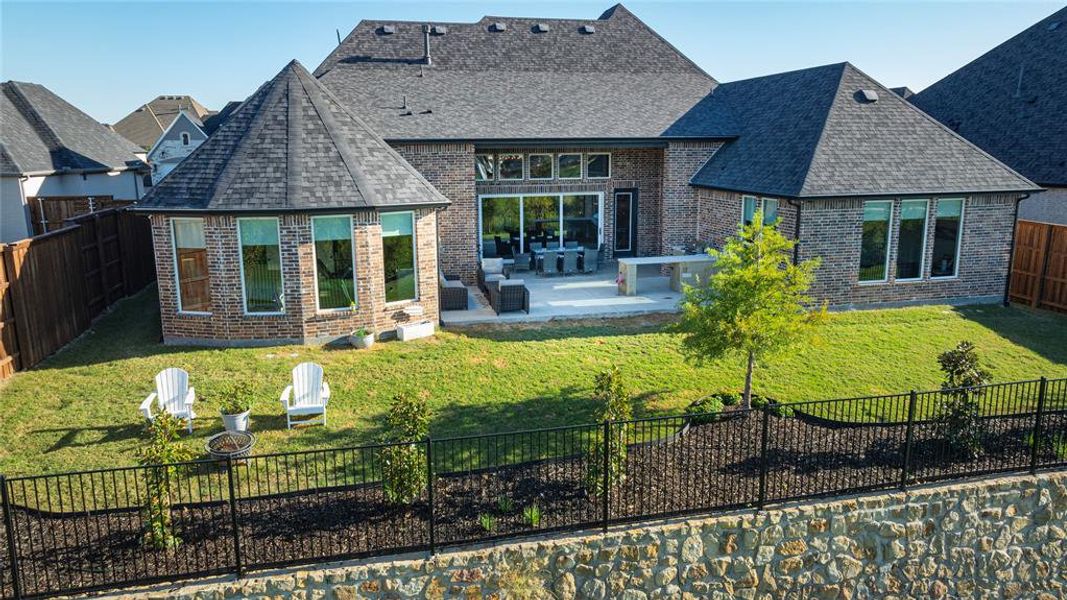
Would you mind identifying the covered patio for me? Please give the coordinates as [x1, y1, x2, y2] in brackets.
[440, 262, 683, 325]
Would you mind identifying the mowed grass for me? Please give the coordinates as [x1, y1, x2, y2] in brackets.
[0, 288, 1065, 475]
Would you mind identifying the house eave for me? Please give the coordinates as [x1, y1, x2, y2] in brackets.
[130, 201, 450, 215]
[385, 136, 737, 149]
[687, 181, 1044, 199]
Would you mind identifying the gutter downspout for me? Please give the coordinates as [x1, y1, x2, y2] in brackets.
[786, 199, 802, 264]
[1003, 193, 1030, 307]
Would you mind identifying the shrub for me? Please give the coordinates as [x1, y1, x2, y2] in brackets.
[584, 367, 633, 497]
[936, 342, 991, 460]
[479, 512, 496, 533]
[138, 414, 194, 549]
[217, 381, 255, 415]
[522, 504, 542, 528]
[751, 394, 793, 418]
[686, 395, 725, 425]
[381, 392, 430, 505]
[1026, 431, 1067, 461]
[497, 495, 514, 513]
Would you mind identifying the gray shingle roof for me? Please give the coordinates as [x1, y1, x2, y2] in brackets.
[0, 81, 146, 177]
[136, 60, 450, 213]
[113, 95, 213, 149]
[314, 4, 718, 141]
[910, 7, 1067, 187]
[689, 63, 1038, 198]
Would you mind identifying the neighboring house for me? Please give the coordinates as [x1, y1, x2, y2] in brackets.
[137, 4, 1038, 345]
[112, 95, 213, 150]
[0, 80, 148, 242]
[201, 100, 242, 136]
[146, 110, 207, 185]
[134, 61, 449, 345]
[911, 7, 1066, 225]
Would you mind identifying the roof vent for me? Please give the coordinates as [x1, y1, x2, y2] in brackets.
[430, 25, 448, 35]
[1049, 21, 1061, 31]
[489, 22, 507, 32]
[579, 24, 596, 34]
[532, 23, 550, 33]
[856, 89, 879, 103]
[378, 25, 395, 35]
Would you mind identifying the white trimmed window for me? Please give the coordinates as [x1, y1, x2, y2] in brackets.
[558, 154, 582, 179]
[895, 199, 929, 281]
[381, 212, 418, 303]
[171, 218, 210, 312]
[497, 154, 524, 180]
[475, 154, 495, 181]
[237, 217, 284, 313]
[312, 215, 356, 310]
[931, 198, 965, 278]
[741, 196, 779, 226]
[585, 153, 610, 179]
[858, 201, 892, 283]
[528, 154, 554, 180]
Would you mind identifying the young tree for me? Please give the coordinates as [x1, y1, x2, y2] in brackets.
[138, 414, 194, 549]
[676, 212, 826, 410]
[381, 392, 431, 505]
[585, 366, 634, 497]
[936, 341, 992, 459]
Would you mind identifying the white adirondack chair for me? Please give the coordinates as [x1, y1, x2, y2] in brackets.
[280, 362, 331, 429]
[139, 368, 196, 433]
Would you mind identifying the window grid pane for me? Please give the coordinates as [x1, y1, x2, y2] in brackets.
[586, 154, 610, 178]
[528, 154, 553, 179]
[173, 219, 210, 312]
[313, 217, 355, 310]
[896, 200, 928, 280]
[239, 219, 283, 313]
[931, 199, 964, 278]
[382, 213, 417, 302]
[859, 201, 891, 282]
[558, 154, 582, 179]
[498, 154, 523, 180]
[475, 154, 495, 181]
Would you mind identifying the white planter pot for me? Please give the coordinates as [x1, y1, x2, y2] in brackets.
[350, 332, 375, 349]
[397, 321, 435, 342]
[221, 410, 251, 433]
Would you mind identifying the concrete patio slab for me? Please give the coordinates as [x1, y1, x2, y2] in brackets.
[441, 263, 683, 325]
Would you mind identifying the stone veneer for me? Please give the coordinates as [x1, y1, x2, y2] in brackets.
[114, 471, 1066, 599]
[150, 209, 440, 345]
[696, 188, 1019, 308]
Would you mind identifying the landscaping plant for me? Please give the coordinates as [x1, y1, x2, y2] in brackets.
[522, 503, 542, 528]
[479, 512, 496, 533]
[138, 413, 194, 550]
[585, 366, 633, 497]
[675, 211, 826, 409]
[381, 392, 430, 505]
[217, 380, 255, 415]
[936, 341, 992, 459]
[497, 495, 515, 513]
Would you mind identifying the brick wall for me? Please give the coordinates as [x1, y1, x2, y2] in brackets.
[660, 141, 722, 253]
[150, 209, 440, 346]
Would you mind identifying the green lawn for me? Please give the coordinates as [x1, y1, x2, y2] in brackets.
[0, 288, 1065, 475]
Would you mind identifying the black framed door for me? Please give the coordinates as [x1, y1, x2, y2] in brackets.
[613, 189, 638, 257]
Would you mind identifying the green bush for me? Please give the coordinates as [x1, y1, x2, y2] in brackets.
[522, 504, 542, 528]
[381, 392, 430, 505]
[138, 414, 194, 549]
[217, 381, 255, 415]
[686, 395, 725, 424]
[936, 342, 991, 460]
[1025, 431, 1067, 461]
[751, 394, 793, 418]
[497, 495, 514, 513]
[585, 367, 632, 497]
[479, 513, 496, 533]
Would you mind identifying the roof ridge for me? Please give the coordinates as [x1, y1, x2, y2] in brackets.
[2, 81, 66, 153]
[797, 63, 850, 196]
[845, 62, 1037, 189]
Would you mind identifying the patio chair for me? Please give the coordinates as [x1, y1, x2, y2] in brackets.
[488, 279, 530, 314]
[439, 271, 469, 310]
[580, 247, 599, 273]
[511, 252, 532, 273]
[477, 258, 508, 294]
[280, 362, 331, 429]
[562, 249, 580, 275]
[530, 242, 544, 252]
[140, 368, 196, 433]
[539, 251, 560, 276]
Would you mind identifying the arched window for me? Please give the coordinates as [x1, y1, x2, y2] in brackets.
[181, 132, 190, 146]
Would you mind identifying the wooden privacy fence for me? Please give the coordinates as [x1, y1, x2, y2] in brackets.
[1010, 220, 1067, 314]
[0, 208, 155, 380]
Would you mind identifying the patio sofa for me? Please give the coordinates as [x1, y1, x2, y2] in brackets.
[439, 271, 469, 311]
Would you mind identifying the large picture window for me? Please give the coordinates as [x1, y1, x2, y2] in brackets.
[859, 201, 891, 282]
[931, 198, 964, 278]
[172, 218, 210, 312]
[382, 212, 417, 303]
[481, 196, 521, 258]
[479, 193, 604, 256]
[895, 199, 929, 280]
[238, 218, 284, 313]
[312, 216, 356, 310]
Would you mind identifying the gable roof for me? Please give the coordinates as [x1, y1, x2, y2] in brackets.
[113, 95, 213, 149]
[136, 60, 450, 213]
[687, 63, 1038, 198]
[314, 4, 719, 141]
[910, 7, 1067, 186]
[0, 80, 146, 177]
[146, 110, 208, 162]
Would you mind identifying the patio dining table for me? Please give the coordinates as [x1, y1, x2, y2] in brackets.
[532, 246, 587, 270]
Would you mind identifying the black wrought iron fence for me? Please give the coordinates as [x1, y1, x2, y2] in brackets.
[1, 376, 1065, 599]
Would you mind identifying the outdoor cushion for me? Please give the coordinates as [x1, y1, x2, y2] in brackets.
[500, 278, 525, 286]
[443, 279, 466, 289]
[481, 258, 505, 274]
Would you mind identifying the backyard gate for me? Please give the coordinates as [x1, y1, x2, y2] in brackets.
[1010, 220, 1067, 314]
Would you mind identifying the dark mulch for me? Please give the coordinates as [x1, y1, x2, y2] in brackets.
[6, 411, 1063, 598]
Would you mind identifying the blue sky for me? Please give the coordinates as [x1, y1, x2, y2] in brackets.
[1, 1, 1060, 124]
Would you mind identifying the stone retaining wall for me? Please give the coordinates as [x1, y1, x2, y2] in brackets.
[107, 471, 1066, 600]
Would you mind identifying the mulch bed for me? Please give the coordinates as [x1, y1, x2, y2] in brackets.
[6, 411, 1061, 597]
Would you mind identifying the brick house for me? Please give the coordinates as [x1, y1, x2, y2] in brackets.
[137, 4, 1040, 344]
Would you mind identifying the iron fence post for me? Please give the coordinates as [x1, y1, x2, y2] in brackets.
[757, 404, 771, 510]
[602, 420, 610, 533]
[1030, 377, 1048, 474]
[225, 457, 244, 578]
[426, 437, 436, 555]
[900, 390, 918, 490]
[1, 475, 22, 599]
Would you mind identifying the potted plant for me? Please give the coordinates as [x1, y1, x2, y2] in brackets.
[218, 381, 254, 432]
[350, 326, 375, 349]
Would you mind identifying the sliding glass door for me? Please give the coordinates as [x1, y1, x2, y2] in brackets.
[479, 193, 603, 257]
